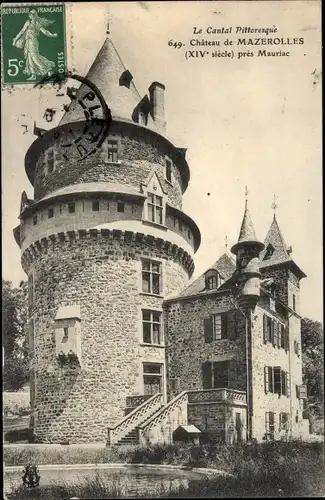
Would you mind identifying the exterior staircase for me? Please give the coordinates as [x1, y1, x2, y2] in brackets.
[108, 389, 247, 447]
[115, 428, 138, 445]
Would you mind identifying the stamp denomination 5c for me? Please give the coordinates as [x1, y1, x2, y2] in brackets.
[1, 4, 67, 85]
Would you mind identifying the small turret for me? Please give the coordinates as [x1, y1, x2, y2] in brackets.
[231, 191, 264, 305]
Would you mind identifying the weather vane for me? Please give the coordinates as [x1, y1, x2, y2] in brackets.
[106, 12, 111, 35]
[225, 235, 228, 249]
[271, 194, 278, 216]
[244, 185, 249, 208]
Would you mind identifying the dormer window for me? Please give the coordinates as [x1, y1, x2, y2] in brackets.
[207, 276, 218, 290]
[264, 244, 275, 260]
[139, 111, 148, 126]
[205, 270, 219, 290]
[143, 172, 166, 226]
[147, 193, 163, 224]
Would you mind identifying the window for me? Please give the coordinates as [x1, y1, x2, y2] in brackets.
[263, 315, 273, 343]
[279, 412, 289, 432]
[147, 192, 163, 224]
[265, 412, 275, 438]
[165, 159, 172, 183]
[264, 244, 275, 260]
[188, 229, 191, 239]
[107, 201, 110, 211]
[117, 201, 124, 213]
[264, 366, 289, 396]
[139, 111, 148, 126]
[202, 361, 229, 389]
[292, 294, 296, 311]
[142, 310, 162, 345]
[63, 327, 69, 341]
[92, 201, 99, 212]
[206, 275, 218, 290]
[68, 202, 75, 214]
[143, 363, 163, 395]
[142, 260, 162, 295]
[178, 220, 183, 232]
[107, 140, 118, 163]
[204, 313, 235, 342]
[28, 273, 34, 307]
[48, 208, 54, 219]
[33, 215, 37, 226]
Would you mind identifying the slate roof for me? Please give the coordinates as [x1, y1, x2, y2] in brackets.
[231, 204, 264, 253]
[175, 253, 236, 299]
[59, 37, 158, 132]
[259, 215, 306, 278]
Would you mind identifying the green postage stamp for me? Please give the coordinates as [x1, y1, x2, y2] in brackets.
[1, 4, 67, 85]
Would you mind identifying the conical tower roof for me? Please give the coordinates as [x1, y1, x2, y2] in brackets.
[231, 202, 264, 254]
[260, 214, 290, 262]
[59, 37, 157, 130]
[259, 214, 306, 278]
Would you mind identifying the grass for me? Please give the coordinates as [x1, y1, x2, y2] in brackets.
[5, 440, 325, 498]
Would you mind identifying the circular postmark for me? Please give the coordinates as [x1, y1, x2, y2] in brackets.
[34, 71, 112, 162]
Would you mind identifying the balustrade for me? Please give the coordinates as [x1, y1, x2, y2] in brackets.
[187, 388, 246, 404]
[107, 392, 162, 446]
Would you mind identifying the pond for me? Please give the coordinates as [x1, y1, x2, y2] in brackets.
[5, 465, 215, 498]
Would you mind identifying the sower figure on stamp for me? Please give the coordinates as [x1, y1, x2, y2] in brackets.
[12, 10, 58, 81]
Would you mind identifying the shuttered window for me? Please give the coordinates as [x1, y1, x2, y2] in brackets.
[202, 362, 212, 389]
[204, 314, 229, 342]
[265, 412, 275, 438]
[264, 366, 269, 393]
[263, 314, 268, 344]
[279, 412, 290, 432]
[201, 361, 229, 389]
[274, 366, 282, 394]
[204, 317, 213, 343]
[273, 321, 279, 347]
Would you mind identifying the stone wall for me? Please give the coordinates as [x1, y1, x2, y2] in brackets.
[20, 198, 196, 254]
[32, 122, 185, 208]
[250, 304, 304, 441]
[26, 236, 189, 443]
[164, 293, 247, 401]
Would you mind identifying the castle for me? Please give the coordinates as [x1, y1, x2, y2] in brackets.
[14, 35, 309, 445]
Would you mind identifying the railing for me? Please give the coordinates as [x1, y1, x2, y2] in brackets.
[137, 391, 189, 445]
[187, 388, 247, 404]
[125, 394, 151, 409]
[107, 393, 162, 446]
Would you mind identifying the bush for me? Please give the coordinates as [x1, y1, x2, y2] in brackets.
[4, 440, 325, 497]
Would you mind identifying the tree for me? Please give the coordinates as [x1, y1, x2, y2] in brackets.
[301, 317, 324, 430]
[2, 280, 29, 391]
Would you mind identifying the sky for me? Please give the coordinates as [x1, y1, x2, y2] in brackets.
[1, 1, 322, 321]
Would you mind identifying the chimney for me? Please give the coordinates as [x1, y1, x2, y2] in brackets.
[149, 82, 166, 134]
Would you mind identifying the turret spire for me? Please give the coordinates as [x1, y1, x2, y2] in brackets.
[231, 191, 264, 254]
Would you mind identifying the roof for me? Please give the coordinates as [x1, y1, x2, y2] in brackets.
[55, 305, 81, 321]
[259, 215, 306, 279]
[175, 425, 201, 434]
[231, 203, 264, 253]
[173, 252, 236, 299]
[59, 37, 158, 132]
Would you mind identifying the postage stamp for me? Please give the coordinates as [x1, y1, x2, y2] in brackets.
[1, 4, 67, 85]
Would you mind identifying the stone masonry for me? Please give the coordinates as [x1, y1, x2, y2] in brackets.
[15, 36, 201, 443]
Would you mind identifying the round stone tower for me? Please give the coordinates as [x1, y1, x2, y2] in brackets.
[14, 36, 201, 443]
